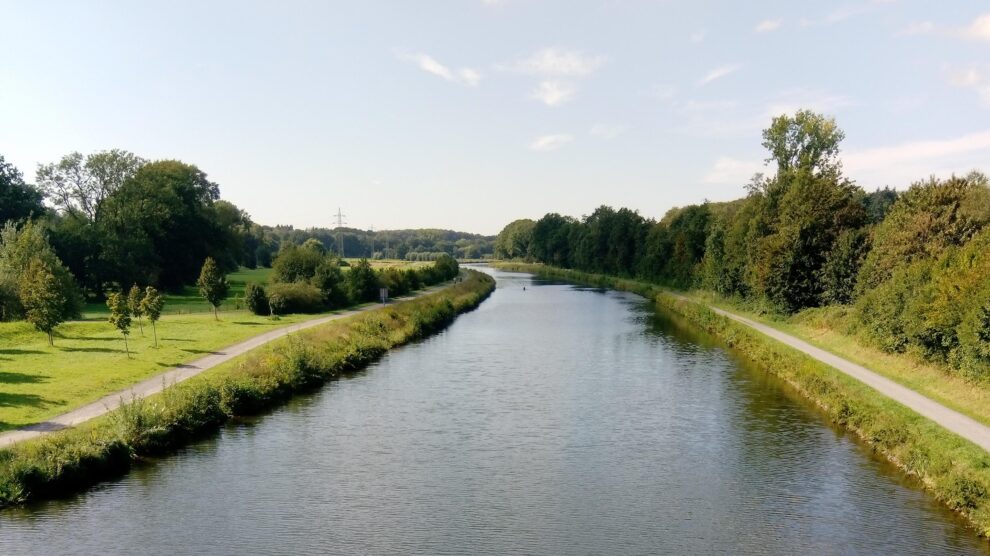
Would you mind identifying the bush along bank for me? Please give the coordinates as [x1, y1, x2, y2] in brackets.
[495, 261, 990, 537]
[0, 270, 495, 507]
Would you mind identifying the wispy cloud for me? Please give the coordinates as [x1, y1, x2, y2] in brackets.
[897, 21, 935, 36]
[531, 80, 576, 107]
[508, 47, 605, 77]
[505, 47, 605, 107]
[397, 52, 481, 86]
[589, 124, 628, 140]
[755, 19, 783, 33]
[844, 130, 990, 185]
[948, 66, 990, 105]
[960, 13, 990, 42]
[764, 88, 855, 117]
[703, 157, 765, 184]
[529, 134, 573, 152]
[690, 30, 706, 43]
[698, 64, 742, 86]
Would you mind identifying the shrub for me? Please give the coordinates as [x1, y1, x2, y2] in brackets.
[244, 282, 268, 316]
[265, 282, 325, 313]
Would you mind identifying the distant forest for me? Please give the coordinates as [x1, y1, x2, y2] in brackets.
[497, 110, 990, 379]
[0, 150, 493, 303]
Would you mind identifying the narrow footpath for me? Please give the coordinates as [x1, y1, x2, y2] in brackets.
[0, 284, 447, 448]
[675, 294, 990, 453]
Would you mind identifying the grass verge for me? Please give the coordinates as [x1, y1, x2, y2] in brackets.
[0, 270, 495, 507]
[494, 261, 990, 537]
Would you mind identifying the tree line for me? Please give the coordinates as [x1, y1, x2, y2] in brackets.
[496, 110, 990, 379]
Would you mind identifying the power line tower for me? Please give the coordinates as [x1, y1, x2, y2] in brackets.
[334, 207, 347, 258]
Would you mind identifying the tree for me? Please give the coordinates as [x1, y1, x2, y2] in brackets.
[127, 284, 144, 335]
[268, 292, 286, 319]
[0, 155, 45, 224]
[20, 259, 66, 345]
[107, 291, 132, 358]
[346, 259, 380, 303]
[197, 257, 228, 320]
[36, 149, 145, 221]
[494, 219, 535, 259]
[761, 109, 845, 178]
[140, 286, 164, 348]
[0, 220, 81, 322]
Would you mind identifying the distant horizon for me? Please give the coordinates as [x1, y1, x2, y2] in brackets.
[4, 1, 988, 235]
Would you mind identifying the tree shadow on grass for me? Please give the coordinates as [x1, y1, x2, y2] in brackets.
[0, 371, 48, 384]
[56, 335, 118, 342]
[59, 346, 123, 354]
[0, 349, 47, 355]
[181, 348, 225, 355]
[161, 338, 194, 342]
[0, 392, 48, 409]
[232, 321, 265, 326]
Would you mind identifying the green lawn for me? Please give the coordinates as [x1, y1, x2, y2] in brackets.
[80, 267, 274, 319]
[0, 308, 317, 431]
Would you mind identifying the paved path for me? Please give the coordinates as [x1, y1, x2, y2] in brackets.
[0, 285, 447, 448]
[670, 293, 990, 452]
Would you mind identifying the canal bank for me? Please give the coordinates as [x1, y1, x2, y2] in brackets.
[0, 270, 495, 507]
[494, 262, 990, 539]
[1, 267, 985, 554]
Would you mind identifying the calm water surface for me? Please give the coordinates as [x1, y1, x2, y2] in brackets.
[2, 268, 987, 555]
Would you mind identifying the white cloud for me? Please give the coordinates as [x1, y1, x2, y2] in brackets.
[703, 157, 766, 184]
[508, 47, 605, 77]
[398, 52, 481, 86]
[764, 88, 855, 117]
[529, 134, 573, 152]
[589, 124, 628, 140]
[960, 13, 990, 42]
[897, 21, 935, 36]
[698, 64, 742, 86]
[690, 30, 706, 43]
[843, 130, 990, 185]
[949, 67, 990, 105]
[755, 19, 783, 33]
[531, 80, 576, 106]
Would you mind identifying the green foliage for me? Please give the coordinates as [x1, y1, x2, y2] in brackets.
[197, 257, 229, 319]
[106, 291, 132, 357]
[19, 259, 67, 345]
[761, 109, 844, 177]
[139, 286, 164, 347]
[264, 282, 323, 314]
[243, 282, 268, 316]
[346, 259, 381, 303]
[0, 220, 81, 322]
[0, 271, 496, 508]
[127, 284, 144, 335]
[494, 219, 535, 259]
[0, 154, 45, 224]
[272, 243, 325, 283]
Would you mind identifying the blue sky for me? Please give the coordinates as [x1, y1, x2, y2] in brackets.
[2, 1, 988, 234]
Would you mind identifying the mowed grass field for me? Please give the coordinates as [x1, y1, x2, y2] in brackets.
[0, 309, 319, 432]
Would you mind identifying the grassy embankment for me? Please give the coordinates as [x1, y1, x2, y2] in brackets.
[0, 261, 441, 431]
[0, 270, 495, 507]
[495, 261, 990, 536]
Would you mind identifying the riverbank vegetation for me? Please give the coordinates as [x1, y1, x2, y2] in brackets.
[0, 270, 495, 507]
[496, 110, 990, 384]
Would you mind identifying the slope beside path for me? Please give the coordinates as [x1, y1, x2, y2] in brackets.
[0, 285, 445, 448]
[675, 294, 990, 453]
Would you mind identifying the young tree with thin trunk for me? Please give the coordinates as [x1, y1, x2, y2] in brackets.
[127, 284, 144, 335]
[20, 258, 66, 346]
[197, 257, 228, 320]
[107, 291, 132, 358]
[140, 286, 164, 348]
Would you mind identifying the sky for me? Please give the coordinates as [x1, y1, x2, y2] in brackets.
[1, 1, 989, 235]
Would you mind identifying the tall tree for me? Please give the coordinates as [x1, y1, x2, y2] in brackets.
[197, 257, 228, 320]
[36, 149, 145, 221]
[20, 258, 67, 346]
[0, 220, 80, 321]
[107, 291, 132, 358]
[761, 109, 844, 178]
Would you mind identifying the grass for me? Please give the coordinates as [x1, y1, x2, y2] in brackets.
[0, 270, 496, 507]
[0, 308, 316, 432]
[80, 267, 274, 319]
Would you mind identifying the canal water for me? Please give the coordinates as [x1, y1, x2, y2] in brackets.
[2, 268, 987, 554]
